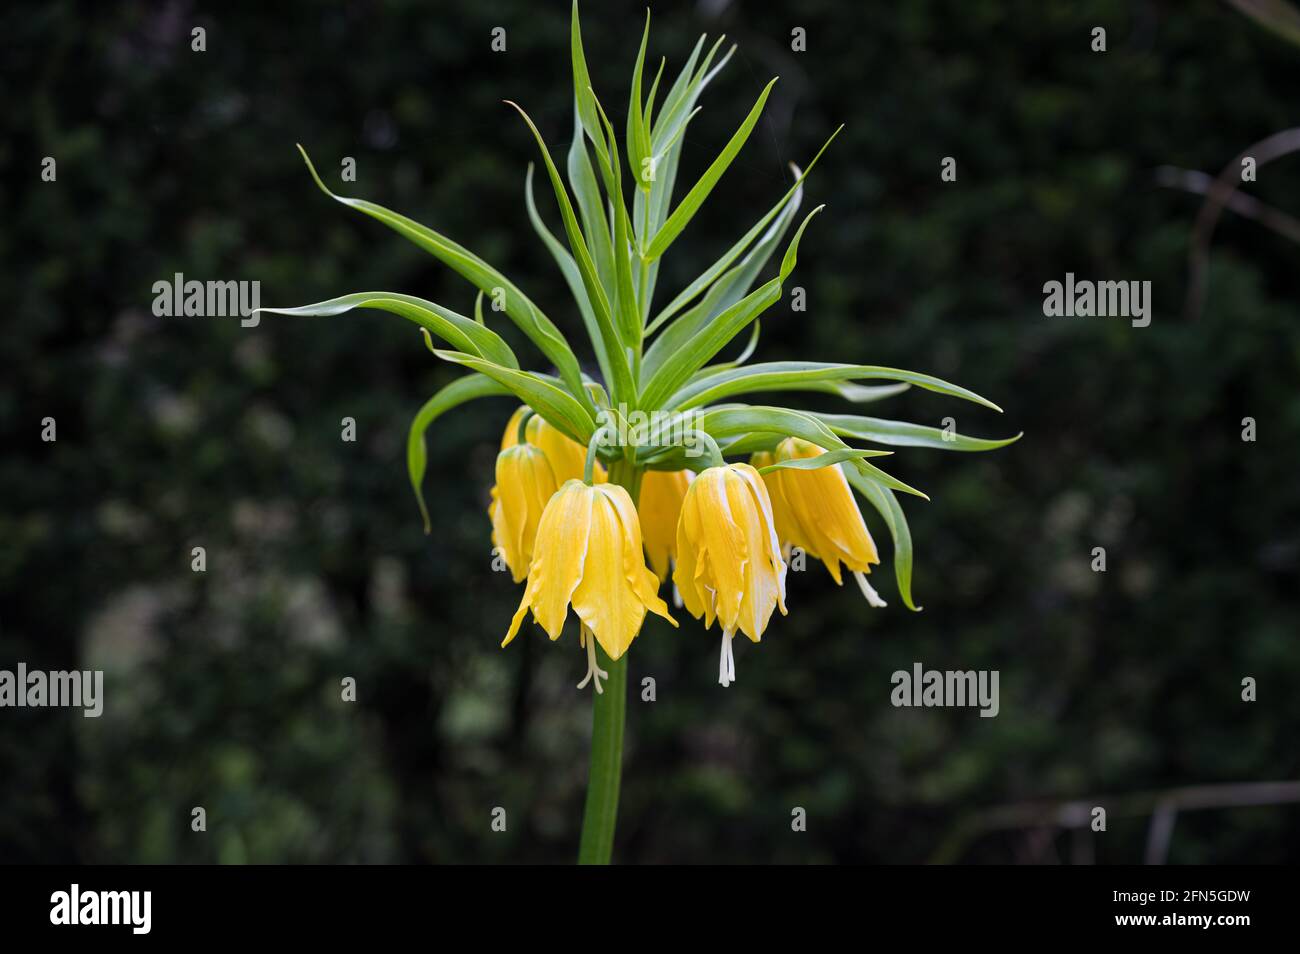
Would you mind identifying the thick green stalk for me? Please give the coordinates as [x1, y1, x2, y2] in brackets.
[577, 455, 641, 864]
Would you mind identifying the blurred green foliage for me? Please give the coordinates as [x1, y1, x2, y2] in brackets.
[2, 0, 1298, 863]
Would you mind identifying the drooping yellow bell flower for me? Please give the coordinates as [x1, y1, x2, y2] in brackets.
[749, 450, 797, 557]
[673, 462, 787, 687]
[490, 443, 559, 582]
[504, 479, 676, 692]
[637, 469, 692, 581]
[490, 409, 602, 578]
[523, 415, 592, 484]
[759, 437, 887, 608]
[489, 408, 529, 560]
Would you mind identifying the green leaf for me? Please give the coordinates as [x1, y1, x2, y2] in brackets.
[256, 291, 517, 368]
[845, 470, 921, 611]
[828, 382, 911, 403]
[817, 413, 1023, 452]
[715, 431, 781, 456]
[523, 164, 614, 388]
[568, 111, 616, 295]
[645, 165, 805, 356]
[587, 92, 644, 349]
[643, 77, 779, 261]
[695, 404, 929, 499]
[668, 361, 1003, 412]
[407, 374, 512, 533]
[648, 127, 842, 333]
[626, 10, 653, 194]
[651, 35, 732, 161]
[638, 36, 732, 308]
[703, 319, 761, 373]
[643, 56, 666, 137]
[570, 0, 608, 166]
[294, 145, 589, 409]
[642, 168, 805, 382]
[504, 103, 635, 403]
[756, 448, 892, 474]
[639, 207, 823, 410]
[431, 349, 596, 446]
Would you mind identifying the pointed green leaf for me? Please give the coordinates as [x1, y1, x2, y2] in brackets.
[524, 164, 614, 388]
[587, 92, 643, 348]
[639, 207, 822, 409]
[294, 145, 588, 408]
[817, 413, 1023, 452]
[408, 374, 512, 533]
[829, 382, 911, 403]
[756, 448, 892, 474]
[504, 103, 635, 403]
[570, 0, 608, 165]
[648, 129, 841, 332]
[644, 56, 666, 135]
[256, 291, 517, 368]
[568, 111, 616, 295]
[643, 77, 779, 261]
[845, 470, 921, 611]
[695, 404, 929, 499]
[431, 349, 596, 446]
[627, 10, 653, 194]
[668, 361, 1003, 412]
[651, 35, 732, 158]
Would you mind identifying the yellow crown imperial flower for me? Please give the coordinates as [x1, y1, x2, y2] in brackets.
[523, 414, 597, 485]
[491, 442, 559, 582]
[673, 462, 787, 687]
[490, 408, 605, 579]
[757, 438, 888, 608]
[504, 478, 676, 692]
[637, 468, 692, 582]
[496, 407, 603, 482]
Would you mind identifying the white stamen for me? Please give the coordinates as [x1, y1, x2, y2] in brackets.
[718, 630, 736, 687]
[853, 571, 888, 608]
[577, 626, 608, 694]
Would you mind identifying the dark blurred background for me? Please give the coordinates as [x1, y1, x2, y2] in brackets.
[3, 0, 1299, 864]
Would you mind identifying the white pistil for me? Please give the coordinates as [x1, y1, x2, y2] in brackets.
[718, 630, 736, 687]
[854, 571, 888, 608]
[577, 626, 608, 694]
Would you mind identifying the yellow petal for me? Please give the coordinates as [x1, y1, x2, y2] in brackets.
[499, 406, 528, 451]
[672, 482, 711, 625]
[526, 416, 603, 484]
[571, 492, 646, 660]
[732, 463, 788, 638]
[601, 483, 677, 628]
[637, 469, 691, 580]
[508, 480, 593, 642]
[493, 444, 558, 582]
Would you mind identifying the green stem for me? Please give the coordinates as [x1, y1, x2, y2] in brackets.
[516, 409, 535, 444]
[577, 455, 639, 864]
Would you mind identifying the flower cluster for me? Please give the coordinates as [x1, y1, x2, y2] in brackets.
[489, 419, 917, 688]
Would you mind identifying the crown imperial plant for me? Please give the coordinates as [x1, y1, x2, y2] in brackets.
[258, 2, 1019, 864]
